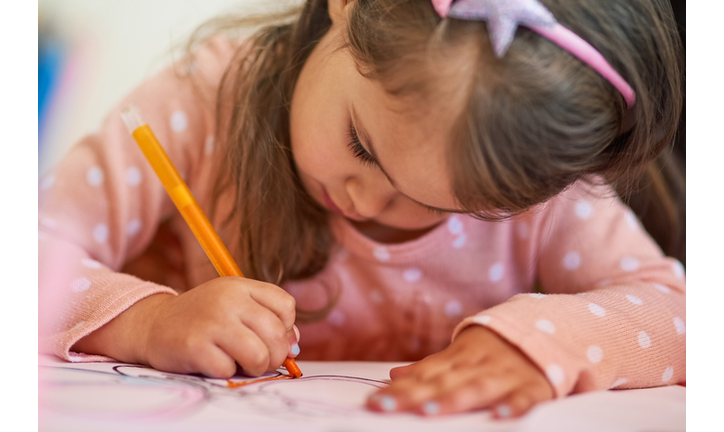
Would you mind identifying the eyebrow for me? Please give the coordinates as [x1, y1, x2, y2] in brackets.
[350, 107, 467, 215]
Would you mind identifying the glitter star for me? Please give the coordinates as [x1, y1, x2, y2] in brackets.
[446, 0, 557, 57]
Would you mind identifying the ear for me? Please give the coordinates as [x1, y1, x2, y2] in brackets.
[328, 0, 353, 25]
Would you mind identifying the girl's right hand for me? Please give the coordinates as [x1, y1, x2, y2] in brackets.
[74, 276, 300, 378]
[143, 276, 299, 377]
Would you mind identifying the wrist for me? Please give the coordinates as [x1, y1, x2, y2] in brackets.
[71, 293, 174, 364]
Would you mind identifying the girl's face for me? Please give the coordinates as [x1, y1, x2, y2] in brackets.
[290, 6, 463, 232]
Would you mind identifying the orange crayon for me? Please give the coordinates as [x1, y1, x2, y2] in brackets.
[120, 106, 302, 378]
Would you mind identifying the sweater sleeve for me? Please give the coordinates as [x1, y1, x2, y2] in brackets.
[452, 181, 686, 397]
[38, 37, 236, 362]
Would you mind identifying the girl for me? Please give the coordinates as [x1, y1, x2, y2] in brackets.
[39, 0, 685, 419]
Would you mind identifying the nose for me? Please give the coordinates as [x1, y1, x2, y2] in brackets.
[345, 173, 395, 219]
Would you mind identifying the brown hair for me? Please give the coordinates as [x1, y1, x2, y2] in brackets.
[192, 0, 683, 305]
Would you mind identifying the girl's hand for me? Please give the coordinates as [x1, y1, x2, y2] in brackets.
[73, 277, 300, 378]
[366, 326, 553, 419]
[142, 277, 299, 377]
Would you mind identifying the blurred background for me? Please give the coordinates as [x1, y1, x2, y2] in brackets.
[38, 0, 300, 175]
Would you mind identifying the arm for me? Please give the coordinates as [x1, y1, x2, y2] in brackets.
[39, 37, 299, 375]
[367, 181, 684, 417]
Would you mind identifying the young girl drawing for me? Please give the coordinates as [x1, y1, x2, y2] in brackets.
[39, 0, 685, 419]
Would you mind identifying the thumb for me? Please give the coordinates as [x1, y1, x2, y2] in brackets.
[389, 364, 413, 380]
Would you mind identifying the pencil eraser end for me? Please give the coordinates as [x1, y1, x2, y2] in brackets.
[120, 106, 146, 134]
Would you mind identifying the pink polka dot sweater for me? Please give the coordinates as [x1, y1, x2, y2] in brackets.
[38, 38, 686, 399]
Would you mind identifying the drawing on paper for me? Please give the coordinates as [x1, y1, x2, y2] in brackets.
[40, 363, 389, 422]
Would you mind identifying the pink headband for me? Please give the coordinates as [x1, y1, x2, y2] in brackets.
[432, 0, 636, 108]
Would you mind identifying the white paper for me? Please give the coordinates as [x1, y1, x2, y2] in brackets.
[39, 355, 684, 432]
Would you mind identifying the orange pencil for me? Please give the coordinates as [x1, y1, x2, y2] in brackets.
[120, 106, 302, 379]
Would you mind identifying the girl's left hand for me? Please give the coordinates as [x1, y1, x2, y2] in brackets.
[366, 326, 554, 419]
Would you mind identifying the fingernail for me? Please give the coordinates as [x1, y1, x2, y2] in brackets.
[379, 395, 397, 412]
[293, 325, 300, 343]
[291, 343, 301, 356]
[497, 404, 512, 418]
[422, 401, 440, 416]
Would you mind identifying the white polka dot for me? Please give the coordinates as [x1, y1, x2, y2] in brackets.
[545, 364, 564, 386]
[652, 283, 671, 293]
[661, 367, 674, 383]
[562, 251, 581, 270]
[447, 216, 463, 235]
[370, 290, 384, 303]
[610, 378, 627, 388]
[126, 219, 142, 237]
[452, 233, 467, 249]
[403, 268, 422, 282]
[70, 277, 91, 292]
[625, 210, 639, 229]
[673, 317, 685, 334]
[620, 257, 640, 272]
[530, 293, 546, 299]
[516, 222, 529, 239]
[40, 173, 56, 190]
[473, 315, 492, 325]
[373, 246, 390, 262]
[69, 321, 86, 332]
[575, 200, 593, 219]
[587, 345, 604, 363]
[125, 166, 142, 186]
[488, 262, 504, 282]
[576, 292, 587, 297]
[170, 111, 188, 132]
[68, 355, 84, 362]
[93, 224, 109, 244]
[86, 166, 104, 186]
[445, 300, 463, 318]
[40, 217, 57, 229]
[535, 319, 556, 334]
[81, 258, 102, 269]
[625, 295, 643, 305]
[588, 303, 606, 317]
[671, 261, 685, 279]
[327, 309, 345, 327]
[204, 136, 215, 155]
[638, 331, 651, 348]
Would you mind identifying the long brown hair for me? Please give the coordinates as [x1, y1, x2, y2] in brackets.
[191, 0, 683, 301]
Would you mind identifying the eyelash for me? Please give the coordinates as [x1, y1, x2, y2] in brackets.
[347, 123, 447, 217]
[418, 202, 446, 216]
[347, 124, 377, 168]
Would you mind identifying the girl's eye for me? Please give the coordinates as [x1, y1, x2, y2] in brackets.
[348, 124, 377, 168]
[417, 202, 446, 216]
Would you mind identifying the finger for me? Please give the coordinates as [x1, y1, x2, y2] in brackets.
[371, 364, 502, 413]
[190, 343, 238, 379]
[403, 370, 520, 416]
[492, 388, 544, 419]
[246, 281, 297, 330]
[389, 363, 413, 380]
[238, 303, 290, 371]
[287, 325, 301, 358]
[215, 323, 271, 377]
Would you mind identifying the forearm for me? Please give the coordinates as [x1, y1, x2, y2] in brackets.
[71, 293, 174, 364]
